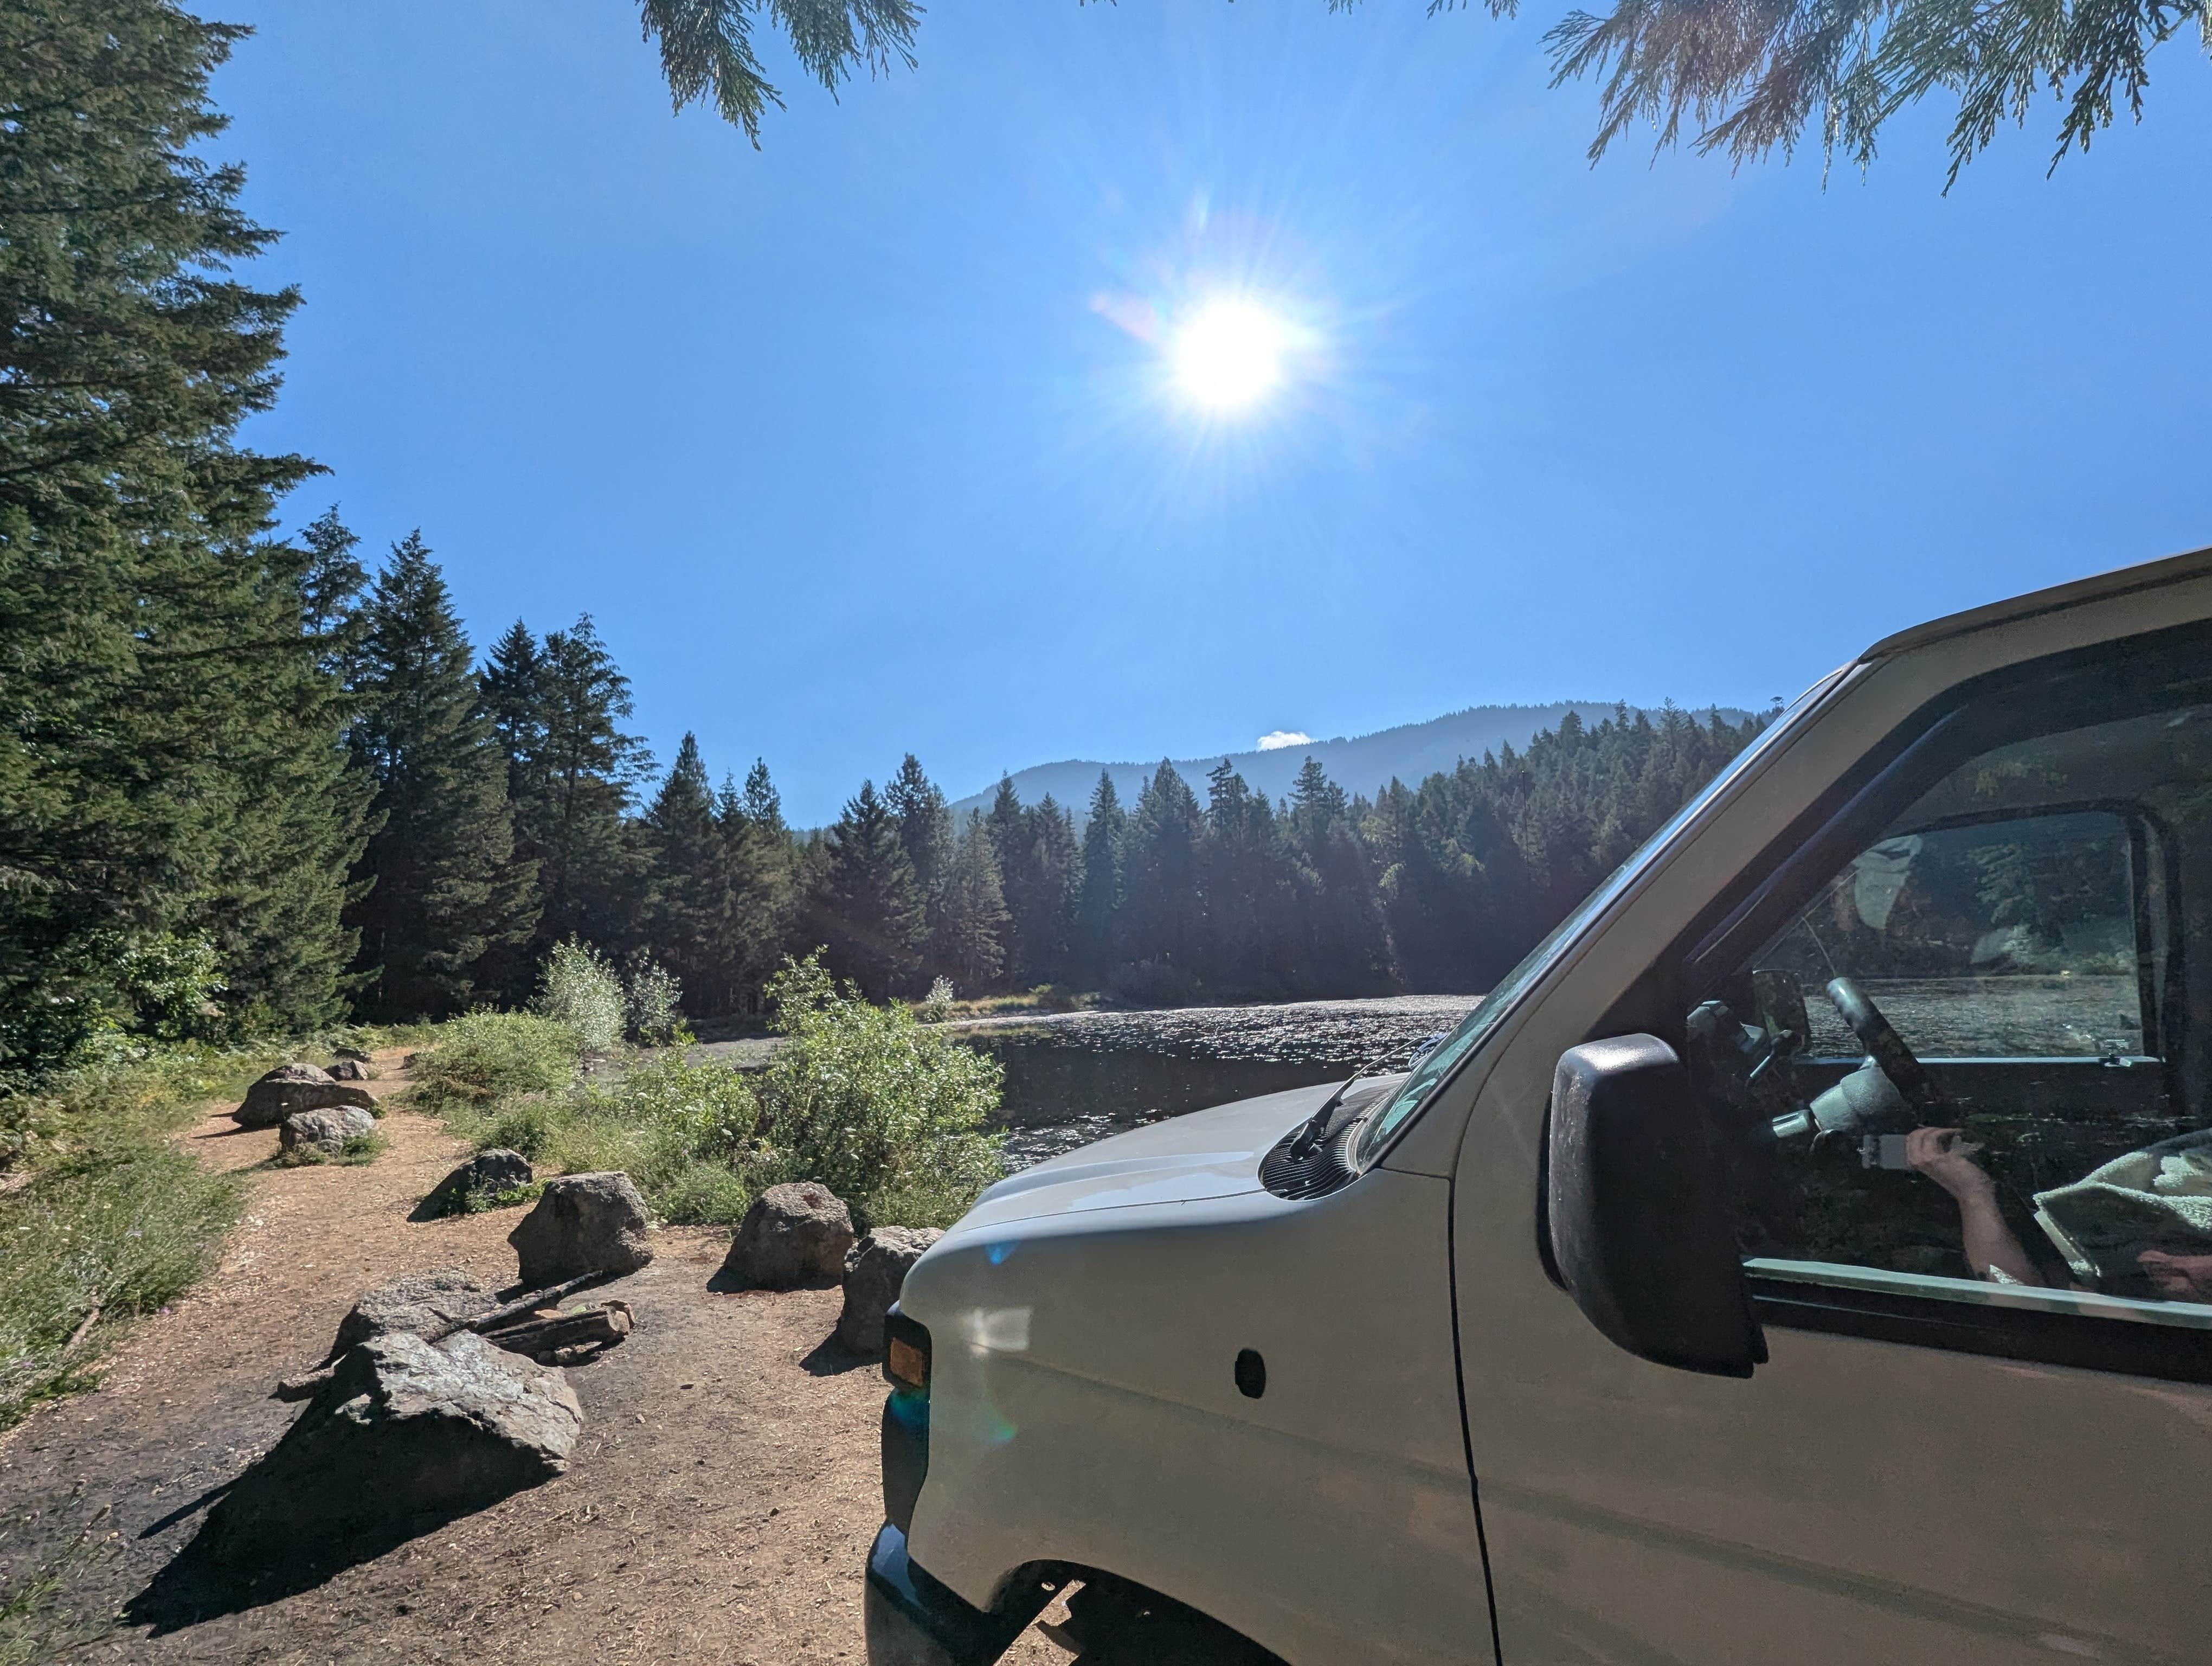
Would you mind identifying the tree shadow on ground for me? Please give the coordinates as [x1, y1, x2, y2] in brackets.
[800, 1332, 876, 1377]
[125, 1497, 492, 1632]
[704, 1266, 837, 1296]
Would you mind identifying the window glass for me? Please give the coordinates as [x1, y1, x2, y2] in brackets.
[1354, 665, 1852, 1165]
[1689, 697, 2210, 1329]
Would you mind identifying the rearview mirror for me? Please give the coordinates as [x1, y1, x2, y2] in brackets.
[1547, 1034, 1762, 1378]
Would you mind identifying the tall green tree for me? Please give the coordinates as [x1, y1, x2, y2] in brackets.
[714, 759, 801, 1012]
[812, 779, 925, 998]
[343, 535, 535, 1017]
[1198, 761, 1300, 994]
[1071, 771, 1125, 983]
[0, 1, 360, 1077]
[1119, 762, 1206, 983]
[642, 732, 726, 1002]
[935, 809, 1011, 992]
[502, 614, 653, 955]
[885, 753, 953, 973]
[1285, 755, 1392, 994]
[1005, 793, 1079, 988]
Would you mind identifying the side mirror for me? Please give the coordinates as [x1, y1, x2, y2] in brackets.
[1547, 1034, 1762, 1378]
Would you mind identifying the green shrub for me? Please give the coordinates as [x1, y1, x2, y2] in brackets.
[484, 1093, 561, 1159]
[623, 958, 685, 1046]
[755, 953, 1004, 1227]
[407, 1012, 579, 1118]
[536, 938, 624, 1053]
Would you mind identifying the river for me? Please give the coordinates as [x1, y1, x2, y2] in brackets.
[949, 995, 1483, 1167]
[695, 994, 1483, 1171]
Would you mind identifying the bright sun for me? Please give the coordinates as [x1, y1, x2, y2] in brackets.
[1172, 300, 1289, 412]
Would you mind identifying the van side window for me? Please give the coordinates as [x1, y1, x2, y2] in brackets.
[1688, 693, 2210, 1340]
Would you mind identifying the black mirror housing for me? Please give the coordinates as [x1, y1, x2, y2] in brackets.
[1547, 1034, 1762, 1378]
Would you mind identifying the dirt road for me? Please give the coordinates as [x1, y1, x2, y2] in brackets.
[0, 1054, 1064, 1663]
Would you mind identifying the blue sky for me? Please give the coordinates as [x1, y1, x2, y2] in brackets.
[213, 2, 2212, 825]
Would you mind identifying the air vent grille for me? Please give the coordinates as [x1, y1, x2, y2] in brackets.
[1258, 1124, 1358, 1201]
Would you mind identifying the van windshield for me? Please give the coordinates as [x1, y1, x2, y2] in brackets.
[1353, 665, 1854, 1165]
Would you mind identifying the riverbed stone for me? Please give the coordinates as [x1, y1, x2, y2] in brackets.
[201, 1330, 580, 1559]
[329, 1267, 497, 1361]
[836, 1227, 942, 1356]
[722, 1182, 854, 1289]
[509, 1172, 653, 1285]
[234, 1062, 376, 1129]
[279, 1106, 376, 1157]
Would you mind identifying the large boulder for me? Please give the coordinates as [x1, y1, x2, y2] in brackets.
[200, 1330, 580, 1560]
[509, 1172, 653, 1285]
[722, 1182, 854, 1289]
[234, 1063, 376, 1129]
[329, 1267, 497, 1361]
[837, 1227, 943, 1356]
[279, 1106, 377, 1157]
[415, 1148, 535, 1220]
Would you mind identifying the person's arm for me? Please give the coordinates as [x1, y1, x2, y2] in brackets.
[1905, 1126, 2043, 1286]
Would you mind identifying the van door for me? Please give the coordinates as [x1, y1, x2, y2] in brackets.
[1451, 627, 2212, 1665]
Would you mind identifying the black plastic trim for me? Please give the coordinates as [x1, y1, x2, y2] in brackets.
[880, 1305, 931, 1536]
[864, 1524, 1056, 1666]
[1748, 1274, 2212, 1386]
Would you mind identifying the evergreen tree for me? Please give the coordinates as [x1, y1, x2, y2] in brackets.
[342, 535, 535, 1017]
[885, 754, 954, 973]
[479, 620, 545, 792]
[0, 2, 358, 1077]
[1199, 761, 1299, 994]
[1118, 761, 1205, 982]
[506, 614, 652, 954]
[300, 507, 368, 654]
[715, 760, 800, 1013]
[1071, 771, 1124, 983]
[642, 733, 726, 1003]
[990, 786, 1078, 989]
[811, 780, 925, 998]
[1286, 755, 1393, 994]
[935, 810, 1010, 992]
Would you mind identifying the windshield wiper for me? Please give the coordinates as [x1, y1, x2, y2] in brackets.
[1288, 1055, 1385, 1161]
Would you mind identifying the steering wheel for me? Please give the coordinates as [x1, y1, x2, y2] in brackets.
[1825, 976, 1946, 1117]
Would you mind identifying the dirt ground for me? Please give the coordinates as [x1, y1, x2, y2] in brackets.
[0, 1051, 1065, 1664]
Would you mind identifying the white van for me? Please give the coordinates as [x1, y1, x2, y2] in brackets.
[865, 549, 2212, 1666]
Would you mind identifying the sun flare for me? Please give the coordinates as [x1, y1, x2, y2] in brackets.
[1172, 300, 1289, 412]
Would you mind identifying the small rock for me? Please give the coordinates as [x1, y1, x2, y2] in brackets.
[329, 1267, 496, 1362]
[234, 1063, 376, 1128]
[836, 1227, 943, 1356]
[279, 1106, 376, 1157]
[331, 1046, 372, 1063]
[721, 1182, 854, 1290]
[509, 1172, 653, 1285]
[201, 1331, 580, 1558]
[417, 1149, 535, 1219]
[326, 1058, 374, 1081]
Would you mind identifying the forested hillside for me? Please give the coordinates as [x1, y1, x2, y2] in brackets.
[944, 700, 1756, 825]
[0, 0, 1770, 1093]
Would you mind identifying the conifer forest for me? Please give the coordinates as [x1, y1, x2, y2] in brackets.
[0, 1, 1769, 1090]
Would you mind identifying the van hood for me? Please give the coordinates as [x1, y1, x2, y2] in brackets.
[950, 1074, 1405, 1236]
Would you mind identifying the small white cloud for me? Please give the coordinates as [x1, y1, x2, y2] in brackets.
[1256, 731, 1314, 752]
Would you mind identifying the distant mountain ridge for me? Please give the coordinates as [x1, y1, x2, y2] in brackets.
[946, 700, 1755, 825]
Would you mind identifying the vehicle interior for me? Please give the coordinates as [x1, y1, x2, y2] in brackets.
[1689, 651, 2212, 1318]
